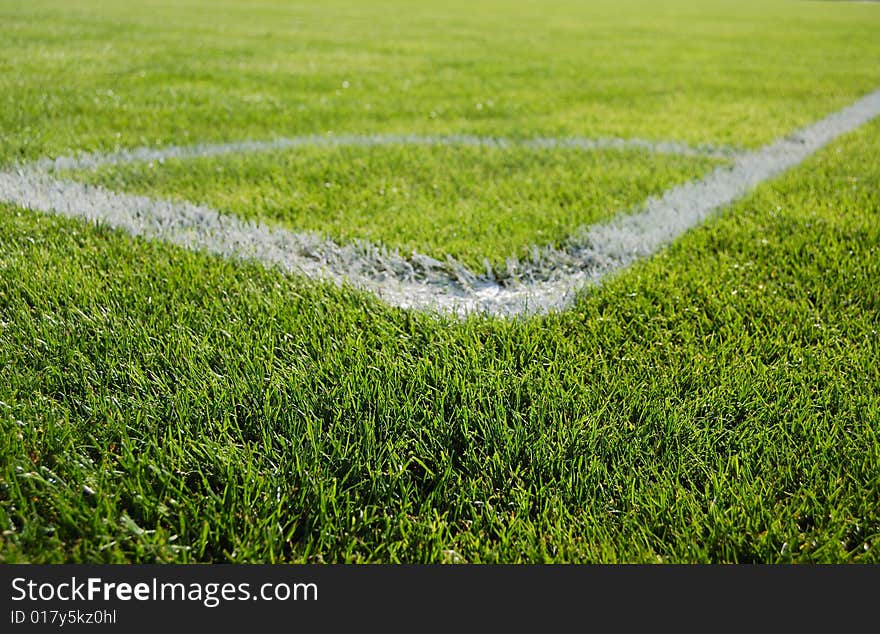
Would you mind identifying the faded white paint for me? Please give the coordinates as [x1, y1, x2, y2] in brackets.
[34, 133, 740, 173]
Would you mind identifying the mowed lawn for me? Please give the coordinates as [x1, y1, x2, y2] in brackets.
[1, 0, 879, 562]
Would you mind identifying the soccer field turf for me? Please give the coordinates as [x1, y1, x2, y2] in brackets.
[1, 0, 879, 562]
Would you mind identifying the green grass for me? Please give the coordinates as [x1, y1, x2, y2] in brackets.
[2, 0, 880, 167]
[69, 145, 723, 267]
[1, 0, 879, 563]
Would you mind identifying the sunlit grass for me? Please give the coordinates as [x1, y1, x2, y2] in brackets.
[1, 0, 879, 563]
[69, 144, 724, 267]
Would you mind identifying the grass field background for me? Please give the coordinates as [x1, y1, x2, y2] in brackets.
[1, 0, 879, 562]
[4, 0, 880, 162]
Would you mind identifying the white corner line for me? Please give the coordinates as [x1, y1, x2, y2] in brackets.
[1, 89, 879, 318]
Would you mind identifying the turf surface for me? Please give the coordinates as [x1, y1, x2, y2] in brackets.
[1, 0, 879, 563]
[68, 145, 724, 267]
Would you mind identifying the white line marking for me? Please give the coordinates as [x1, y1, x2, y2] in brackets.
[33, 133, 740, 173]
[2, 89, 879, 317]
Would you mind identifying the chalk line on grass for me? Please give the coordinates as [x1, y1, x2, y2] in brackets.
[2, 88, 879, 318]
[33, 133, 740, 173]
